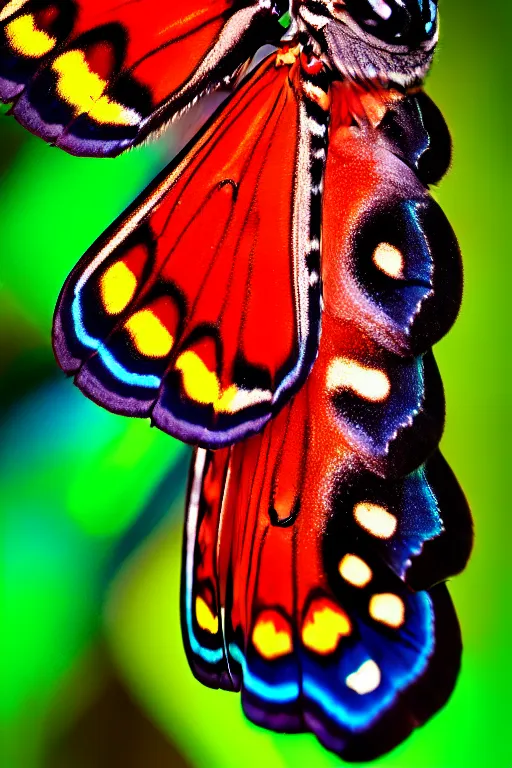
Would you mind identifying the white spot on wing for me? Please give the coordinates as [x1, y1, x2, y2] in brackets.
[327, 358, 390, 402]
[339, 554, 373, 587]
[224, 387, 273, 413]
[346, 659, 381, 694]
[373, 242, 404, 278]
[369, 593, 405, 628]
[369, 0, 393, 20]
[354, 502, 397, 539]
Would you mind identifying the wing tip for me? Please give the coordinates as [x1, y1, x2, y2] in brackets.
[304, 586, 460, 763]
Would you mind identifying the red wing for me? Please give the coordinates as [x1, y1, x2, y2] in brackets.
[53, 54, 327, 447]
[0, 0, 288, 156]
[181, 313, 471, 758]
[180, 83, 471, 760]
[181, 447, 231, 686]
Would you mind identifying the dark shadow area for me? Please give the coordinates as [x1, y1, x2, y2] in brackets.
[43, 645, 192, 768]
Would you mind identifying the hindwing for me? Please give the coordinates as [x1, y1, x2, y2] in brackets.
[182, 318, 471, 759]
[180, 81, 471, 760]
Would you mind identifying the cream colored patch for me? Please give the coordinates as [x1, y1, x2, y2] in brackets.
[276, 44, 300, 66]
[339, 554, 373, 588]
[0, 0, 29, 22]
[327, 357, 390, 402]
[372, 242, 404, 278]
[346, 659, 381, 694]
[369, 593, 405, 628]
[354, 502, 397, 539]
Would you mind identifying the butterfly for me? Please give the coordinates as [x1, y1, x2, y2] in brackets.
[0, 0, 473, 760]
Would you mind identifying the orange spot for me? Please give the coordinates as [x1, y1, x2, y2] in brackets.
[302, 598, 351, 655]
[252, 610, 293, 660]
[276, 45, 300, 67]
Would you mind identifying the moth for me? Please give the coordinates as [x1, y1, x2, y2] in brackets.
[0, 0, 473, 760]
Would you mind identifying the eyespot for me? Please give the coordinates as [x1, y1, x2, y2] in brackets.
[342, 0, 438, 47]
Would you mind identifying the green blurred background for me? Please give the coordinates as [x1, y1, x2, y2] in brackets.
[1, 1, 511, 766]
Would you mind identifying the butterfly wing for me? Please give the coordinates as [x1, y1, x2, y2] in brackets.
[0, 0, 287, 156]
[181, 83, 472, 759]
[182, 320, 471, 758]
[53, 54, 329, 447]
[184, 442, 468, 759]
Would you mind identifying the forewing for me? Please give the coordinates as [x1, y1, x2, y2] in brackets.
[0, 0, 287, 156]
[53, 55, 327, 447]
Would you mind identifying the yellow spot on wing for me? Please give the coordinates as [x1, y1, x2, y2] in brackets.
[215, 384, 240, 413]
[175, 350, 272, 414]
[195, 596, 218, 634]
[252, 611, 293, 660]
[327, 357, 390, 402]
[354, 502, 397, 539]
[5, 14, 56, 57]
[373, 242, 404, 278]
[125, 310, 174, 358]
[216, 385, 272, 413]
[339, 554, 373, 587]
[346, 659, 381, 694]
[100, 261, 137, 315]
[302, 602, 351, 654]
[89, 95, 140, 126]
[53, 50, 105, 108]
[52, 50, 140, 126]
[175, 350, 220, 405]
[369, 593, 405, 628]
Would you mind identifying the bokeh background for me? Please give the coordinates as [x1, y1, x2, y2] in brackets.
[2, 1, 511, 766]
